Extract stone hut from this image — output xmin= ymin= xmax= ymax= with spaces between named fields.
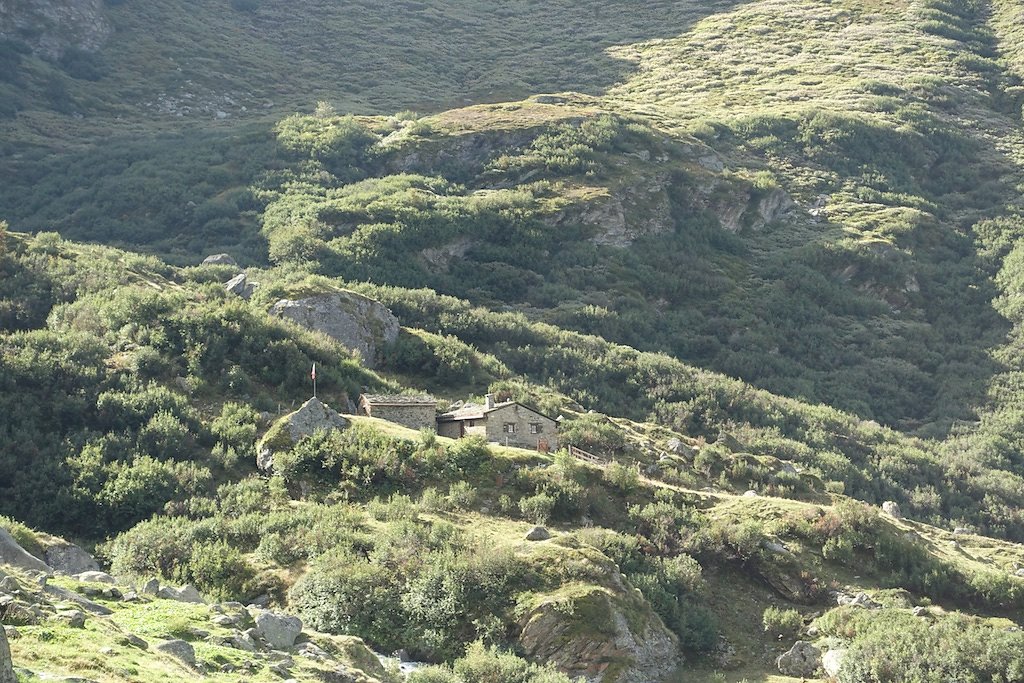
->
xmin=358 ymin=394 xmax=437 ymax=430
xmin=437 ymin=394 xmax=558 ymax=451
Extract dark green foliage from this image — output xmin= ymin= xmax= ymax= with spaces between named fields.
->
xmin=291 ymin=524 xmax=539 ymax=660
xmin=817 ymin=608 xmax=1024 ymax=683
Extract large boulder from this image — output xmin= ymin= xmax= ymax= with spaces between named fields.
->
xmin=202 ymin=253 xmax=237 ymax=266
xmin=257 ymin=397 xmax=349 ymax=471
xmin=155 ymin=639 xmax=197 ymax=668
xmin=255 ymin=611 xmax=302 ymax=650
xmin=0 ymin=528 xmax=50 ymax=574
xmin=73 ymin=571 xmax=115 ymax=585
xmin=270 ymin=291 xmax=399 ymax=368
xmin=777 ymin=641 xmax=822 ymax=677
xmin=224 ymin=272 xmax=257 ymax=300
xmin=0 ymin=624 xmax=13 ymax=683
xmin=44 ymin=542 xmax=98 ymax=575
xmin=516 ymin=545 xmax=679 ymax=683
xmin=822 ymin=648 xmax=847 ymax=678
xmin=158 ymin=584 xmax=203 ymax=604
xmin=882 ymin=501 xmax=902 ymax=519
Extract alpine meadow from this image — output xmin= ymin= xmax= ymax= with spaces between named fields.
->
xmin=6 ymin=1 xmax=1024 ymax=682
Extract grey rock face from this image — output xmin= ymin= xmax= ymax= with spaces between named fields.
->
xmin=225 ymin=272 xmax=257 ymax=300
xmin=270 ymin=291 xmax=399 ymax=368
xmin=0 ymin=0 xmax=112 ymax=60
xmin=665 ymin=438 xmax=693 ymax=457
xmin=776 ymin=641 xmax=822 ymax=677
xmin=0 ymin=624 xmax=13 ymax=683
xmin=525 ymin=526 xmax=550 ymax=541
xmin=882 ymin=501 xmax=902 ymax=519
xmin=155 ymin=639 xmax=197 ymax=668
xmin=0 ymin=528 xmax=51 ymax=574
xmin=836 ymin=591 xmax=880 ymax=609
xmin=202 ymin=253 xmax=238 ymax=266
xmin=255 ymin=611 xmax=302 ymax=650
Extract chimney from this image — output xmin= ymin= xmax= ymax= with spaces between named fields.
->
xmin=485 ymin=393 xmax=495 ymax=409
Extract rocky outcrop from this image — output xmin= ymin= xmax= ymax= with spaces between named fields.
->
xmin=882 ymin=501 xmax=902 ymax=519
xmin=270 ymin=291 xmax=399 ymax=368
xmin=0 ymin=0 xmax=111 ymax=60
xmin=517 ymin=546 xmax=679 ymax=683
xmin=0 ymin=528 xmax=50 ymax=574
xmin=777 ymin=641 xmax=822 ymax=677
xmin=257 ymin=397 xmax=349 ymax=471
xmin=525 ymin=526 xmax=550 ymax=541
xmin=545 ymin=172 xmax=673 ymax=249
xmin=0 ymin=623 xmax=13 ymax=683
xmin=44 ymin=542 xmax=98 ymax=575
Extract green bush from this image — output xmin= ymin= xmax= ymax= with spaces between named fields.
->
xmin=762 ymin=606 xmax=802 ymax=638
xmin=519 ymin=492 xmax=555 ymax=525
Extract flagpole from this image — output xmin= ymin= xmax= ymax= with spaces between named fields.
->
xmin=312 ymin=362 xmax=317 ymax=398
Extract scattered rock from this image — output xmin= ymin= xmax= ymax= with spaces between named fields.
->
xmin=270 ymin=290 xmax=400 ymax=368
xmin=525 ymin=526 xmax=551 ymax=541
xmin=822 ymin=648 xmax=846 ymax=678
xmin=743 ymin=490 xmax=759 ymax=498
xmin=762 ymin=540 xmax=791 ymax=556
xmin=0 ymin=624 xmax=13 ymax=683
xmin=953 ymin=527 xmax=971 ymax=535
xmin=836 ymin=591 xmax=880 ymax=610
xmin=255 ymin=611 xmax=303 ymax=650
xmin=158 ymin=584 xmax=203 ymax=603
xmin=1 ymin=602 xmax=39 ymax=626
xmin=228 ymin=630 xmax=258 ymax=652
xmin=881 ymin=501 xmax=902 ymax=519
xmin=73 ymin=571 xmax=115 ymax=585
xmin=0 ymin=0 xmax=112 ymax=61
xmin=912 ymin=606 xmax=929 ymax=618
xmin=776 ymin=641 xmax=822 ymax=677
xmin=0 ymin=528 xmax=51 ymax=574
xmin=56 ymin=609 xmax=86 ymax=628
xmin=117 ymin=634 xmax=148 ymax=650
xmin=1016 ymin=568 xmax=1024 ymax=578
xmin=665 ymin=438 xmax=693 ymax=458
xmin=155 ymin=639 xmax=197 ymax=668
xmin=141 ymin=578 xmax=160 ymax=595
xmin=225 ymin=272 xmax=257 ymax=300
xmin=202 ymin=253 xmax=237 ymax=266
xmin=44 ymin=543 xmax=99 ymax=575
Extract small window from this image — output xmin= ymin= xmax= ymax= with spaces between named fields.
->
xmin=503 ymin=422 xmax=517 ymax=434
xmin=467 ymin=420 xmax=475 ymax=427
xmin=529 ymin=423 xmax=542 ymax=434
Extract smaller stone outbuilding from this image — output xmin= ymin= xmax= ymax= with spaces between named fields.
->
xmin=437 ymin=394 xmax=558 ymax=451
xmin=359 ymin=394 xmax=437 ymax=431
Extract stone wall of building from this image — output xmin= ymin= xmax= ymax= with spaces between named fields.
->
xmin=483 ymin=404 xmax=558 ymax=450
xmin=367 ymin=404 xmax=436 ymax=431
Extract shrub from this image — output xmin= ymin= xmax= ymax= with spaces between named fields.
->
xmin=447 ymin=482 xmax=478 ymax=511
xmin=604 ymin=462 xmax=640 ymax=491
xmin=762 ymin=606 xmax=802 ymax=638
xmin=519 ymin=492 xmax=555 ymax=525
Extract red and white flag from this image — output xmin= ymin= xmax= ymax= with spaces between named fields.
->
xmin=311 ymin=362 xmax=316 ymax=380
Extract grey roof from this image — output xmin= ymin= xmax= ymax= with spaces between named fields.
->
xmin=360 ymin=394 xmax=437 ymax=406
xmin=438 ymin=400 xmax=557 ymax=423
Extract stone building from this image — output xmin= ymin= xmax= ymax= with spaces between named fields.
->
xmin=437 ymin=394 xmax=558 ymax=451
xmin=358 ymin=394 xmax=438 ymax=430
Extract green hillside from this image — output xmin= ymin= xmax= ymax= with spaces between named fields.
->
xmin=5 ymin=0 xmax=1024 ymax=681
